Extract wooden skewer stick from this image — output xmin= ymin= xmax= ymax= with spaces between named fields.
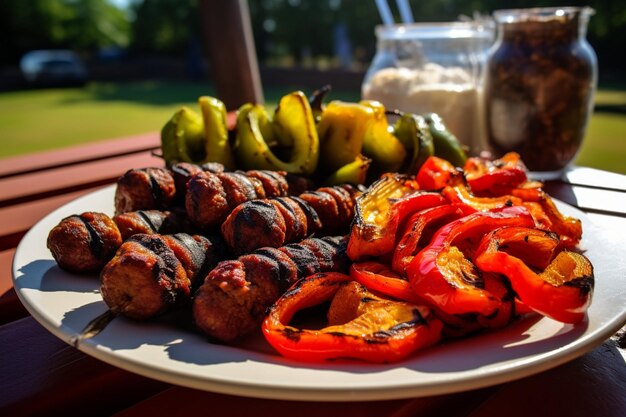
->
xmin=71 ymin=309 xmax=118 ymax=348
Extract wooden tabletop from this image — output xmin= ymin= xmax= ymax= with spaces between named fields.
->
xmin=1 ymin=133 xmax=625 ymax=417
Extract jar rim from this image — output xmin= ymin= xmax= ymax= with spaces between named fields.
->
xmin=493 ymin=6 xmax=595 ymax=23
xmin=375 ymin=21 xmax=494 ymax=40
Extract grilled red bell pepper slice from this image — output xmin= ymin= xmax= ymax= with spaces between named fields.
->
xmin=416 ymin=156 xmax=460 ymax=190
xmin=474 ymin=226 xmax=594 ymax=323
xmin=443 ymin=180 xmax=582 ymax=249
xmin=347 ymin=174 xmax=446 ymax=260
xmin=262 ymin=272 xmax=443 ymax=363
xmin=463 ymin=152 xmax=528 ymax=193
xmin=434 ymin=272 xmax=519 ymax=339
xmin=406 ymin=206 xmax=535 ymax=316
xmin=536 ymin=194 xmax=583 ymax=249
xmin=392 ymin=203 xmax=476 ymax=274
xmin=350 ymin=261 xmax=421 ymax=304
xmin=442 ymin=182 xmax=524 ymax=212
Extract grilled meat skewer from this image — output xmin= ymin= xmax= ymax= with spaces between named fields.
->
xmin=113 ymin=162 xmax=226 ymax=214
xmin=48 ymin=208 xmax=198 ymax=273
xmin=192 ymin=235 xmax=349 ymax=342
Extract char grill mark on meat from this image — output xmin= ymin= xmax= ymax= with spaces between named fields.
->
xmin=252 ymin=248 xmax=299 ymax=292
xmin=162 ymin=233 xmax=225 ymax=291
xmin=299 ymin=237 xmax=337 ymax=271
xmin=114 ymin=210 xmax=165 ymax=239
xmin=169 ymin=162 xmax=205 ymax=204
xmin=114 ymin=168 xmax=176 ymax=215
xmin=284 ymin=173 xmax=315 ymax=196
xmin=218 ymin=172 xmax=261 ymax=208
xmin=298 ymin=185 xmax=359 ymax=234
xmin=245 ymin=170 xmax=288 ymax=197
xmin=186 ymin=170 xmax=230 ymax=231
xmin=220 ymin=185 xmax=359 ymax=255
xmin=192 ymin=236 xmax=349 ymax=342
xmin=221 ymin=200 xmax=287 ymax=255
xmin=290 ymin=196 xmax=323 ymax=233
xmin=270 ymin=197 xmax=307 ymax=244
xmin=101 ymin=234 xmax=189 ymax=319
xmin=136 ymin=210 xmax=162 ymax=232
xmin=47 ymin=212 xmax=123 ymax=273
xmin=77 ymin=214 xmax=106 ymax=260
xmin=100 ymin=233 xmax=226 ymax=320
xmin=113 ymin=209 xmax=192 ymax=240
xmin=185 ymin=170 xmax=292 ymax=230
xmin=278 ymin=243 xmax=320 ymax=279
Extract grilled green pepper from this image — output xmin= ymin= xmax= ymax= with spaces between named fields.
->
xmin=360 ymin=100 xmax=407 ymax=174
xmin=198 ymin=96 xmax=236 ymax=169
xmin=235 ymin=91 xmax=319 ymax=175
xmin=424 ymin=113 xmax=467 ymax=168
xmin=161 ymin=106 xmax=205 ymax=164
xmin=393 ymin=113 xmax=435 ymax=174
xmin=161 ymin=96 xmax=236 ymax=168
xmin=323 ymin=154 xmax=371 ymax=186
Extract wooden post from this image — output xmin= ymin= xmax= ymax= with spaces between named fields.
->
xmin=199 ymin=0 xmax=264 ymax=110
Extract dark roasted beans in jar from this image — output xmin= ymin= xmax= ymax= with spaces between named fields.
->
xmin=485 ymin=7 xmax=597 ymax=175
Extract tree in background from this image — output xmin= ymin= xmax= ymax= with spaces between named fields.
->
xmin=129 ymin=0 xmax=200 ymax=56
xmin=0 ymin=0 xmax=129 ymax=65
xmin=1 ymin=0 xmax=624 ymax=80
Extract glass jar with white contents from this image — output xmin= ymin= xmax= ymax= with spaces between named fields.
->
xmin=362 ymin=21 xmax=494 ymax=155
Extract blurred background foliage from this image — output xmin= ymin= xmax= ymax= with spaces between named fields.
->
xmin=0 ymin=0 xmax=624 ymax=173
xmin=1 ymin=0 xmax=625 ymax=81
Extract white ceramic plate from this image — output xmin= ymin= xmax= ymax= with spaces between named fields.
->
xmin=12 ymin=185 xmax=626 ymax=402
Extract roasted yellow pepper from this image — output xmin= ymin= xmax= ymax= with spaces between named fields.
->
xmin=235 ymin=91 xmax=319 ymax=175
xmin=317 ymin=101 xmax=370 ymax=172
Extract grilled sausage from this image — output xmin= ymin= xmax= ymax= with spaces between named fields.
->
xmin=168 ymin=162 xmax=206 ymax=204
xmin=185 ymin=170 xmax=292 ymax=229
xmin=113 ymin=208 xmax=192 ymax=240
xmin=114 ymin=167 xmax=176 ymax=215
xmin=220 ymin=185 xmax=359 ymax=255
xmin=100 ymin=233 xmax=225 ymax=320
xmin=192 ymin=236 xmax=349 ymax=342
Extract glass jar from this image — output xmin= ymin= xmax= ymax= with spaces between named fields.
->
xmin=361 ymin=21 xmax=495 ymax=155
xmin=484 ymin=7 xmax=597 ymax=178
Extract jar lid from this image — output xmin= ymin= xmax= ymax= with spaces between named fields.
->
xmin=375 ymin=22 xmax=494 ymax=41
xmin=493 ymin=6 xmax=595 ymax=23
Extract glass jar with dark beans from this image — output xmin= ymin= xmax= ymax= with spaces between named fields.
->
xmin=484 ymin=7 xmax=597 ymax=178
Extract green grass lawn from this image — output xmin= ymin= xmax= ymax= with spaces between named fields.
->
xmin=0 ymin=81 xmax=216 ymax=156
xmin=0 ymin=80 xmax=624 ymax=174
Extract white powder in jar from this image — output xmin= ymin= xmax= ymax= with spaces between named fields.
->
xmin=362 ymin=63 xmax=485 ymax=154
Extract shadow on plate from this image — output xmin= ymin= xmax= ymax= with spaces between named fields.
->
xmin=16 ymin=260 xmax=100 ymax=294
